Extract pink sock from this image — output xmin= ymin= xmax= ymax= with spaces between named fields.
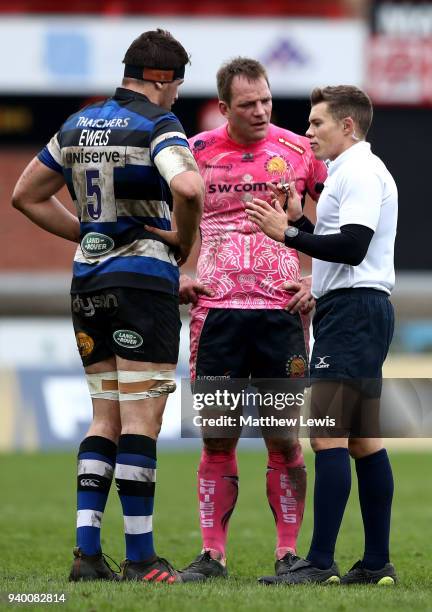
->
xmin=266 ymin=445 xmax=306 ymax=557
xmin=198 ymin=448 xmax=238 ymax=557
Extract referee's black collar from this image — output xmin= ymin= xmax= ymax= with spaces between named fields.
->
xmin=113 ymin=87 xmax=150 ymax=103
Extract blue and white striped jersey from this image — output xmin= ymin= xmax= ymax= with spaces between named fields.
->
xmin=38 ymin=87 xmax=198 ymax=295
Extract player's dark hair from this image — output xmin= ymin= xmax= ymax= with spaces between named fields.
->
xmin=217 ymin=57 xmax=269 ymax=105
xmin=123 ymin=29 xmax=189 ymax=70
xmin=310 ymin=85 xmax=373 ymax=137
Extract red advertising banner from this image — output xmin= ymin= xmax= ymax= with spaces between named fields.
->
xmin=367 ymin=35 xmax=432 ymax=105
xmin=368 ymin=1 xmax=432 ymax=105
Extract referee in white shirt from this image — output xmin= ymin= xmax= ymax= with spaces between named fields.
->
xmin=246 ymin=85 xmax=398 ymax=586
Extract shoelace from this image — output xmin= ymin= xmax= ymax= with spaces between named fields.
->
xmin=102 ymin=552 xmax=122 ymax=574
xmin=185 ymin=552 xmax=212 ymax=571
xmin=279 ymin=553 xmax=300 ymax=567
xmin=157 ymin=557 xmax=176 ymax=575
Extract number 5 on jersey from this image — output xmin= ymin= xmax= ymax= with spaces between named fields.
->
xmin=69 ymin=156 xmax=123 ymax=223
xmin=86 ymin=169 xmax=102 ymax=220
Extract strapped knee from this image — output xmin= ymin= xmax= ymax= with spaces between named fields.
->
xmin=86 ymin=371 xmax=119 ymax=400
xmin=117 ymin=370 xmax=176 ymax=401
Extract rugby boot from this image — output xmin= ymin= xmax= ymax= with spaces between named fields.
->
xmin=340 ymin=560 xmax=397 ymax=585
xmin=275 ymin=551 xmax=301 ymax=575
xmin=68 ymin=547 xmax=121 ymax=582
xmin=121 ymin=556 xmax=204 ymax=583
xmin=181 ymin=551 xmax=228 ymax=579
xmin=259 ymin=557 xmax=340 ymax=585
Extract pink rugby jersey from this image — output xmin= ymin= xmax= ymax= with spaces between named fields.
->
xmin=189 ymin=123 xmax=327 ymax=309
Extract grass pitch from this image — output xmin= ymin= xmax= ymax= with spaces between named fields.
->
xmin=0 ymin=449 xmax=431 ymax=611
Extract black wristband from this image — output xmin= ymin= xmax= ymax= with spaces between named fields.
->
xmin=290 ymin=215 xmax=315 ymax=233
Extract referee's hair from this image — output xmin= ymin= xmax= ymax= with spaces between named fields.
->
xmin=123 ymin=29 xmax=189 ymax=70
xmin=217 ymin=57 xmax=269 ymax=105
xmin=310 ymin=85 xmax=373 ymax=138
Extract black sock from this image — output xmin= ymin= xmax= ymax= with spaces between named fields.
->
xmin=307 ymin=448 xmax=351 ymax=569
xmin=356 ymin=448 xmax=393 ymax=570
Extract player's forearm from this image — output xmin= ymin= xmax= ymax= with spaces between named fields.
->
xmin=171 ymin=173 xmax=204 ymax=249
xmin=13 ymin=196 xmax=80 ymax=243
xmin=284 ymin=224 xmax=374 ymax=266
xmin=174 ymin=198 xmax=202 ymax=249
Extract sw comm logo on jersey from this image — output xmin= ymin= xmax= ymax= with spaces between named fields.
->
xmin=265 ymin=155 xmax=289 ymax=176
xmin=76 ymin=332 xmax=95 ymax=357
xmin=286 ymin=355 xmax=307 ymax=378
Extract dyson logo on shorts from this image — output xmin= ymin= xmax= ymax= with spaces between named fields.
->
xmin=72 ymin=294 xmax=118 ymax=317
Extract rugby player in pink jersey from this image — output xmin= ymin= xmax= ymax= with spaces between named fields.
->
xmin=179 ymin=58 xmax=327 ymax=579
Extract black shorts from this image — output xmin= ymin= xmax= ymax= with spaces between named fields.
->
xmin=191 ymin=307 xmax=308 ymax=381
xmin=311 ymin=288 xmax=394 ymax=381
xmin=71 ymin=288 xmax=181 ymax=367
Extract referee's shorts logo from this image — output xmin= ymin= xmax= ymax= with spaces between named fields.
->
xmin=314 ymin=356 xmax=330 ymax=369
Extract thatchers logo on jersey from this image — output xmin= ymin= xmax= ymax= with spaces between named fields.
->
xmin=113 ymin=330 xmax=143 ymax=349
xmin=81 ymin=233 xmax=114 ymax=257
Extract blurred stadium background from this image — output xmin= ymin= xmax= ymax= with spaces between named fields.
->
xmin=0 ymin=0 xmax=431 ymax=451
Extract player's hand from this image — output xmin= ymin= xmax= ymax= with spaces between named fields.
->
xmin=144 ymin=226 xmax=192 ymax=266
xmin=245 ymin=198 xmax=287 ymax=242
xmin=283 ymin=275 xmax=315 ymax=314
xmin=179 ymin=274 xmax=214 ymax=305
xmin=266 ymin=181 xmax=303 ymax=223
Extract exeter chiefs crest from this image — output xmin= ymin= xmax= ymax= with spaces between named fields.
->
xmin=265 ymin=155 xmax=288 ymax=176
xmin=286 ymin=355 xmax=307 ymax=378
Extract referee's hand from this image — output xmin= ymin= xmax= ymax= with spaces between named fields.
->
xmin=245 ymin=198 xmax=287 ymax=242
xmin=266 ymin=181 xmax=303 ymax=222
xmin=284 ymin=275 xmax=315 ymax=314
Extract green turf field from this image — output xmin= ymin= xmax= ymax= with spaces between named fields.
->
xmin=0 ymin=450 xmax=431 ymax=611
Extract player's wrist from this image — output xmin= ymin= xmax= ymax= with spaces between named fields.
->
xmin=177 ymin=233 xmax=195 ymax=252
xmin=288 ymin=211 xmax=303 ymax=224
xmin=289 ymin=214 xmax=306 ymax=226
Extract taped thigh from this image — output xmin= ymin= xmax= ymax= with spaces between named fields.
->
xmin=118 ymin=369 xmax=176 ymax=401
xmin=86 ymin=371 xmax=119 ymax=400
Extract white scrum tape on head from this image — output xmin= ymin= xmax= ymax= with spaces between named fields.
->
xmin=117 ymin=369 xmax=177 ymax=401
xmin=86 ymin=371 xmax=119 ymax=400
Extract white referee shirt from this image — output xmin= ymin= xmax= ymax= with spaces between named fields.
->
xmin=312 ymin=141 xmax=398 ymax=299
